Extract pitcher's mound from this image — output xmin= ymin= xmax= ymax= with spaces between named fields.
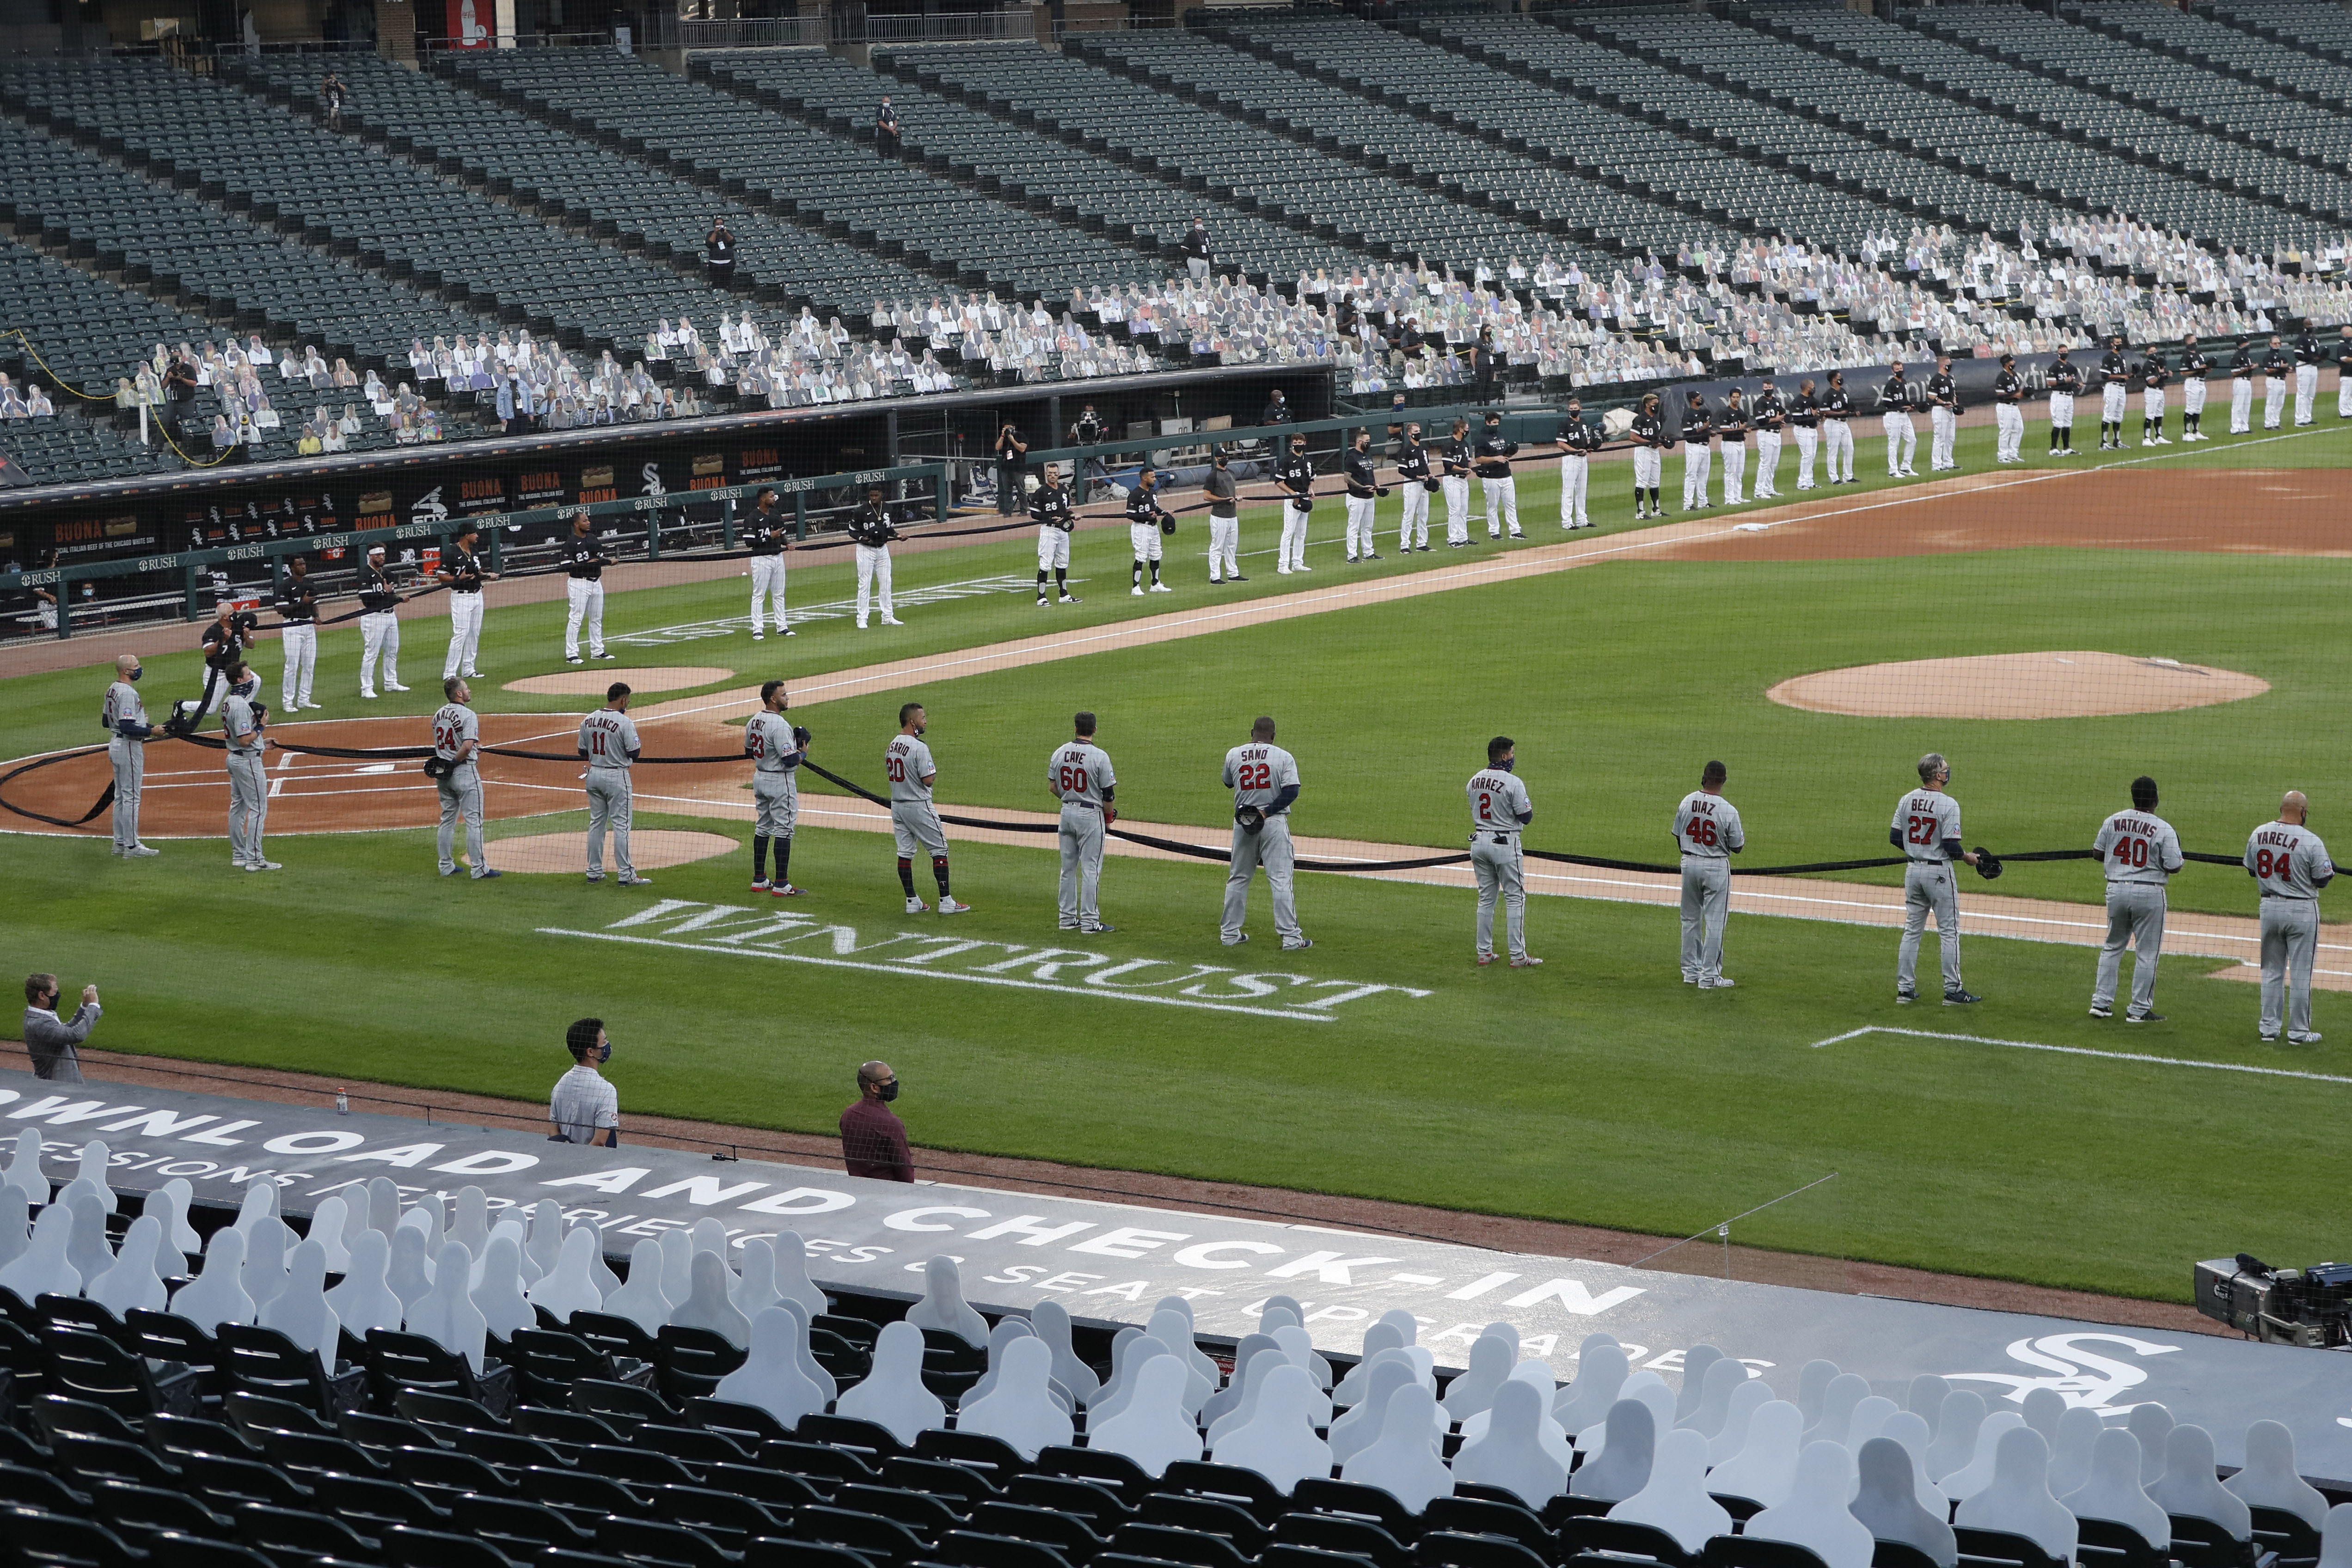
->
xmin=492 ymin=829 xmax=739 ymax=875
xmin=504 ymin=667 xmax=734 ymax=696
xmin=1769 ymin=652 xmax=2270 ymax=720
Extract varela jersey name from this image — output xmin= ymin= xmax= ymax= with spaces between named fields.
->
xmin=744 ymin=711 xmax=801 ymax=774
xmin=1047 ymin=740 xmax=1115 ymax=806
xmin=2095 ymin=809 xmax=2183 ymax=885
xmin=886 ymin=735 xmax=936 ymax=802
xmin=1467 ymin=769 xmax=1532 ymax=833
xmin=1223 ymin=742 xmax=1299 ymax=813
xmin=2245 ymin=822 xmax=2334 ymax=899
xmin=1674 ymin=790 xmax=1746 ymax=859
xmin=578 ymin=710 xmax=639 ymax=771
xmin=1892 ymin=790 xmax=1962 ymax=862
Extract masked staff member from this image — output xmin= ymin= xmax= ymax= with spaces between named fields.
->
xmin=1204 ymin=447 xmax=1245 ymax=582
xmin=1629 ymin=392 xmax=1666 ymax=518
xmin=1127 ymin=465 xmax=1174 ymax=594
xmin=995 ymin=421 xmax=1029 ymax=517
xmin=1031 ymin=463 xmax=1080 ymax=606
xmin=1343 ymin=429 xmax=1386 ymax=563
xmin=745 ymin=487 xmax=793 ymax=639
xmin=849 ymin=484 xmax=903 ymax=630
xmin=1555 ymin=398 xmax=1596 ymax=528
xmin=1274 ymin=432 xmax=1316 ymax=572
xmin=562 ymin=516 xmax=617 ymax=664
xmin=1393 ymin=422 xmax=1434 ymax=551
xmin=1439 ymin=417 xmax=1474 ymax=545
xmin=103 ymin=655 xmax=158 ymax=858
xmin=1752 ymin=378 xmax=1785 ymax=499
xmin=1474 ymin=410 xmax=1522 ymax=540
xmin=435 ymin=521 xmax=497 ymax=680
xmin=273 ymin=556 xmax=322 ymax=711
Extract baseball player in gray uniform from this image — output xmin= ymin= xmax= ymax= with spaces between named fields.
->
xmin=2089 ymin=775 xmax=2183 ymax=1023
xmin=1221 ymin=715 xmax=1310 ymax=950
xmin=1467 ymin=736 xmax=1538 ymax=968
xmin=744 ymin=680 xmax=807 ymax=897
xmin=432 ymin=676 xmax=499 ymax=880
xmin=102 ymin=655 xmax=157 ymax=858
xmin=2245 ymin=790 xmax=2333 ymax=1043
xmin=220 ymin=660 xmax=279 ymax=872
xmin=1673 ymin=760 xmax=1745 ymax=988
xmin=577 ymin=682 xmax=649 ymax=887
xmin=1890 ymin=753 xmax=1983 ymax=1005
xmin=1047 ymin=710 xmax=1117 ymax=935
xmin=887 ymin=703 xmax=969 ymax=915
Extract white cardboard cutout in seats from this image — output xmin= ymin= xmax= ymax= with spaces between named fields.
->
xmin=835 ymin=1318 xmax=948 ymax=1446
xmin=1583 ymin=1374 xmax=1676 ymax=1459
xmin=1676 ymin=1346 xmax=1727 ymax=1422
xmin=1343 ymin=1381 xmax=1456 ymax=1515
xmin=1571 ymin=1397 xmax=1659 ymax=1502
xmin=2226 ymin=1420 xmax=2329 ymax=1530
xmin=1269 ymin=1321 xmax=1334 ymax=1394
xmin=1335 ymin=1322 xmax=1406 ymax=1408
xmin=448 ymin=1185 xmax=491 ymax=1261
xmin=153 ymin=1178 xmax=202 ymax=1266
xmin=1680 ymin=1355 xmax=1750 ymax=1439
xmin=0 ymin=1186 xmax=28 ymax=1274
xmin=1331 ymin=1354 xmax=1446 ymax=1464
xmin=474 ymin=1219 xmax=527 ymax=1290
xmin=366 ymin=1177 xmax=402 ymax=1239
xmin=1806 ymin=1372 xmax=1872 ymax=1448
xmin=1942 ymin=1411 xmax=2027 ymax=1504
xmin=958 ymin=1334 xmax=1074 ymax=1462
xmin=260 ymin=1237 xmax=343 ymax=1367
xmin=327 ymin=1229 xmax=404 ymax=1337
xmin=604 ymin=1237 xmax=674 ymax=1335
xmin=471 ymin=1233 xmax=536 ymax=1342
xmin=2019 ymin=1387 xmax=2066 ymax=1446
xmin=1212 ymin=1360 xmax=1334 ymax=1496
xmin=1796 ymin=1360 xmax=1841 ymax=1427
xmin=1707 ymin=1398 xmax=1805 ymax=1508
xmin=690 ymin=1217 xmax=733 ymax=1266
xmin=1458 ymin=1361 xmax=1571 ymax=1470
xmin=171 ymin=1224 xmax=255 ymax=1333
xmin=769 ymin=1296 xmax=838 ymax=1403
xmin=86 ymin=1213 xmax=168 ymax=1317
xmin=1852 ymin=1436 xmax=1957 ymax=1568
xmin=768 ymin=1231 xmax=827 ymax=1319
xmin=527 ymin=1225 xmax=604 ymax=1325
xmin=0 ymin=1199 xmax=80 ymax=1302
xmin=671 ymin=1249 xmax=753 ymax=1349
xmin=966 ymin=1317 xmax=1049 ymax=1412
xmin=1441 ymin=1333 xmax=1513 ymax=1423
xmin=1747 ymin=1440 xmax=1874 ymax=1568
xmin=1089 ymin=1352 xmax=1204 ymax=1479
xmin=1157 ymin=1294 xmax=1226 ymax=1385
xmin=2154 ymin=1423 xmax=2252 ymax=1540
xmin=307 ymin=1196 xmax=354 ymax=1273
xmin=2047 ymin=1405 xmax=2104 ymax=1500
xmin=407 ymin=1239 xmax=490 ymax=1372
xmin=1204 ymin=1332 xmax=1282 ymax=1432
xmin=61 ymin=1187 xmax=112 ymax=1286
xmin=525 ymin=1200 xmax=565 ymax=1286
xmin=1031 ymin=1299 xmax=1100 ymax=1408
xmin=1454 ymin=1378 xmax=1568 ymax=1509
xmin=2319 ymin=1503 xmax=2352 ymax=1568
xmin=1955 ymin=1426 xmax=2076 ymax=1563
xmin=386 ymin=1224 xmax=438 ymax=1320
xmin=579 ymin=1219 xmax=622 ymax=1301
xmin=1923 ymin=1390 xmax=1988 ymax=1482
xmin=716 ymin=1305 xmax=829 ymax=1431
xmin=1877 ymin=1410 xmax=1951 ymax=1516
xmin=1708 ymin=1378 xmax=1776 ymax=1466
xmin=1906 ymin=1374 xmax=1952 ymax=1419
xmin=2126 ymin=1403 xmax=2174 ymax=1487
xmin=904 ymin=1255 xmax=987 ymax=1347
xmin=1845 ymin=1396 xmax=1899 ymax=1459
xmin=72 ymin=1141 xmax=116 ymax=1211
xmin=729 ymin=1237 xmax=783 ymax=1323
xmin=2061 ymin=1427 xmax=2169 ymax=1551
xmin=1556 ymin=1341 xmax=1630 ymax=1436
xmin=0 ymin=1130 xmax=45 ymax=1206
xmin=1612 ymin=1427 xmax=1733 ymax=1553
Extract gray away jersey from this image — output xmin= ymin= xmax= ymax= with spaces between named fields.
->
xmin=102 ymin=680 xmax=146 ymax=734
xmin=221 ymin=692 xmax=264 ymax=753
xmin=1223 ymin=741 xmax=1300 ymax=814
xmin=2094 ymin=808 xmax=2183 ymax=885
xmin=2246 ymin=821 xmax=2334 ymax=899
xmin=578 ymin=709 xmax=639 ymax=771
xmin=1892 ymin=789 xmax=1962 ymax=862
xmin=1674 ymin=790 xmax=1746 ymax=858
xmin=887 ymin=734 xmax=937 ymax=802
xmin=745 ymin=711 xmax=801 ymax=774
xmin=432 ymin=703 xmax=479 ymax=762
xmin=1047 ymin=740 xmax=1115 ymax=805
xmin=1467 ymin=768 xmax=1533 ymax=833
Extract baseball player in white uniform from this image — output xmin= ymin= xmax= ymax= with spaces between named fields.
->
xmin=1554 ymin=399 xmax=1595 ymax=527
xmin=356 ymin=545 xmax=406 ymax=699
xmin=1030 ymin=465 xmax=1081 ymax=606
xmin=1678 ymin=393 xmax=1714 ymax=511
xmin=1439 ymin=420 xmax=1473 ymax=545
xmin=1820 ymin=371 xmax=1856 ymax=483
xmin=2246 ymin=790 xmax=2333 ymax=1043
xmin=1127 ymin=466 xmax=1174 ymax=594
xmin=1717 ymin=389 xmax=1749 ymax=505
xmin=1474 ymin=412 xmax=1522 ymax=539
xmin=1274 ymin=435 xmax=1317 ymax=571
xmin=432 ymin=676 xmax=498 ymax=880
xmin=435 ymin=523 xmax=496 ymax=680
xmin=561 ymin=517 xmax=615 ymax=664
xmin=272 ymin=557 xmax=321 ymax=712
xmin=744 ymin=680 xmax=806 ymax=896
xmin=2097 ymin=335 xmax=2132 ymax=450
xmin=2294 ymin=328 xmax=2321 ymax=425
xmin=1926 ymin=356 xmax=1960 ymax=471
xmin=1047 ymin=711 xmax=1117 ymax=935
xmin=1890 ymin=752 xmax=1983 ymax=1005
xmin=1342 ymin=432 xmax=1384 ymax=562
xmin=2178 ymin=334 xmax=2209 ymax=439
xmin=1630 ymin=394 xmax=1666 ymax=518
xmin=1991 ymin=355 xmax=2026 ymax=463
xmin=849 ymin=487 xmax=903 ymax=630
xmin=1221 ymin=715 xmax=1309 ymax=950
xmin=2089 ymin=776 xmax=2183 ymax=1023
xmin=1752 ymin=379 xmax=1784 ymax=499
xmin=1393 ymin=425 xmax=1433 ymax=551
xmin=102 ymin=655 xmax=157 ymax=858
xmin=2230 ymin=339 xmax=2256 ymax=434
xmin=220 ymin=660 xmax=278 ymax=871
xmin=887 ymin=702 xmax=968 ymax=915
xmin=1789 ymin=380 xmax=1820 ymax=490
xmin=744 ymin=489 xmax=793 ymax=638
xmin=2263 ymin=335 xmax=2291 ymax=430
xmin=1878 ymin=363 xmax=1917 ymax=478
xmin=1674 ymin=760 xmax=1745 ymax=988
xmin=1467 ymin=736 xmax=1538 ymax=968
xmin=577 ymin=682 xmax=648 ymax=887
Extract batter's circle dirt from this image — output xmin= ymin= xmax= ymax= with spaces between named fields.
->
xmin=1770 ymin=651 xmax=2270 ymax=720
xmin=503 ymin=666 xmax=736 ymax=696
xmin=489 ymin=829 xmax=739 ymax=874
xmin=0 ymin=714 xmax=627 ymax=839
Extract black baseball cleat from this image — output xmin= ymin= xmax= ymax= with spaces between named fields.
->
xmin=1896 ymin=989 xmax=1917 ymax=1005
xmin=1225 ymin=574 xmax=1246 ymax=581
xmin=2125 ymin=1011 xmax=2166 ymax=1024
xmin=1943 ymin=989 xmax=1982 ymax=1005
xmin=2088 ymin=1003 xmax=2112 ymax=1019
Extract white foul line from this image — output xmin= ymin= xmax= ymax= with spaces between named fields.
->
xmin=1809 ymin=1024 xmax=2352 ymax=1086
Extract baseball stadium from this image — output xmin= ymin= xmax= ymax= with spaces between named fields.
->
xmin=3 ymin=0 xmax=2352 ymax=1561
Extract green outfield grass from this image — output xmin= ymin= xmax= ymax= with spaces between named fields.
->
xmin=7 ymin=815 xmax=2340 ymax=1303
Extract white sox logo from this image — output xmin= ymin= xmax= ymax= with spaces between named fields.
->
xmin=1943 ymin=1332 xmax=2181 ymax=1414
xmin=640 ymin=463 xmax=666 ymax=501
xmin=410 ymin=487 xmax=449 ymax=524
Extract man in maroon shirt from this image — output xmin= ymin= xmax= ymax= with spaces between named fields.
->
xmin=839 ymin=1060 xmax=914 ymax=1182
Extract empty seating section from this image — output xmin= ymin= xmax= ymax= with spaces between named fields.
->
xmin=2207 ymin=0 xmax=2352 ymax=63
xmin=440 ymin=48 xmax=1153 ymax=300
xmin=1741 ymin=5 xmax=2330 ymax=252
xmin=0 ymin=236 xmax=203 ymax=483
xmin=230 ymin=52 xmax=943 ymax=320
xmin=2076 ymin=2 xmax=2352 ymax=126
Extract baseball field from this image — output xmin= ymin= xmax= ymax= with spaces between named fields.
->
xmin=7 ymin=410 xmax=2349 ymax=1305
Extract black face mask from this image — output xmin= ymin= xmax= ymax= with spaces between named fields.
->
xmin=877 ymin=1080 xmax=900 ymax=1102
xmin=127 ymin=669 xmax=141 ymax=682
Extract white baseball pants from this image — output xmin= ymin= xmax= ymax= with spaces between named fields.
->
xmin=1882 ymin=411 xmax=1916 ymax=474
xmin=2340 ymin=375 xmax=2352 ymax=418
xmin=2101 ymin=382 xmax=2127 ymax=425
xmin=1824 ymin=421 xmax=1854 ymax=481
xmin=360 ymin=611 xmax=400 ymax=696
xmin=2265 ymin=376 xmax=2286 ymax=429
xmin=1440 ymin=476 xmax=1470 ymax=543
xmin=855 ymin=543 xmax=894 ymax=624
xmin=2259 ymin=897 xmax=2319 ymax=1037
xmin=1279 ymin=506 xmax=1310 ymax=571
xmin=564 ymin=579 xmax=606 ymax=660
xmin=1632 ymin=446 xmax=1662 ymax=495
xmin=109 ymin=735 xmax=144 ymax=851
xmin=1128 ymin=521 xmax=1164 ymax=564
xmin=1399 ymin=484 xmax=1430 ymax=549
xmin=1058 ymin=803 xmax=1108 ymax=931
xmin=2143 ymin=388 xmax=2166 ymax=430
xmin=1793 ymin=426 xmax=1819 ymax=487
xmin=2048 ymin=392 xmax=2075 ymax=432
xmin=443 ymin=590 xmax=484 ymax=678
xmin=750 ymin=554 xmax=788 ymax=633
xmin=1223 ymin=815 xmax=1300 ymax=944
xmin=1680 ymin=446 xmax=1712 ymax=509
xmin=2184 ymin=377 xmax=2207 ymax=418
xmin=1036 ymin=526 xmax=1070 ymax=572
xmin=1207 ymin=515 xmax=1239 ymax=579
xmin=1557 ymin=455 xmax=1587 ymax=526
xmin=1472 ymin=834 xmax=1526 ymax=961
xmin=1755 ymin=431 xmax=1782 ymax=496
xmin=2295 ymin=362 xmax=2317 ymax=423
xmin=585 ymin=770 xmax=634 ymax=880
xmin=279 ymin=624 xmax=315 ymax=708
xmin=2232 ymin=377 xmax=2254 ymax=432
xmin=227 ymin=750 xmax=268 ymax=865
xmin=1720 ymin=445 xmax=1746 ymax=505
xmin=1344 ymin=494 xmax=1378 ymax=558
xmin=1898 ymin=861 xmax=1963 ymax=997
xmin=1480 ymin=475 xmax=1519 ymax=537
xmin=2093 ymin=883 xmax=2166 ymax=1018
xmin=1995 ymin=404 xmax=2024 ymax=461
xmin=1679 ymin=857 xmax=1730 ymax=985
xmin=1930 ymin=407 xmax=1956 ymax=469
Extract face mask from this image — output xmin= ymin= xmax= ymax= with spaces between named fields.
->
xmin=1495 ymin=757 xmax=1515 ymax=773
xmin=127 ymin=669 xmax=141 ymax=682
xmin=600 ymin=1040 xmax=614 ymax=1062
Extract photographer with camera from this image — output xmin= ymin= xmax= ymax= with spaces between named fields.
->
xmin=221 ymin=659 xmax=279 ymax=872
xmin=23 ymin=974 xmax=101 ymax=1083
xmin=995 ymin=422 xmax=1029 ymax=516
